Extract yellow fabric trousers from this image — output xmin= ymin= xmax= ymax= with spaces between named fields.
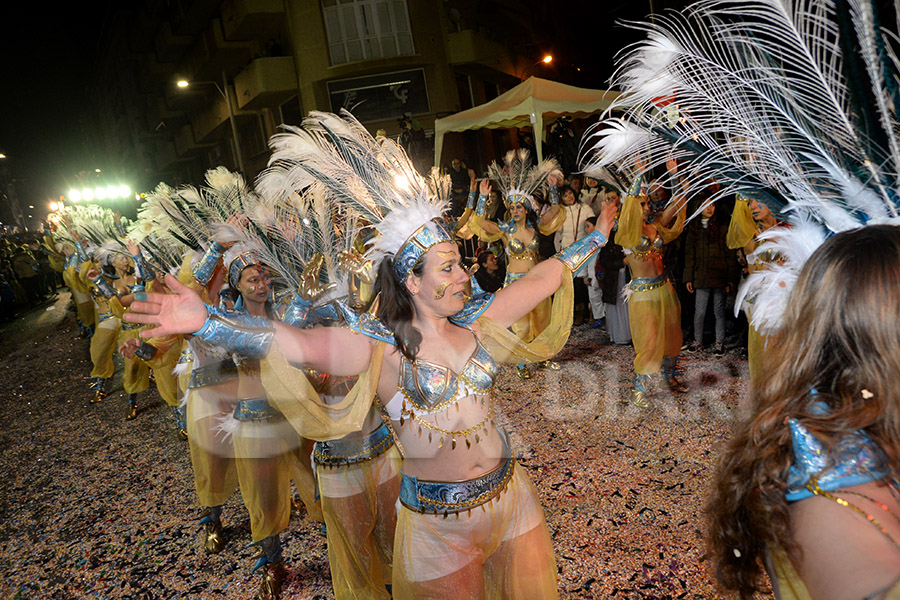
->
xmin=89 ymin=319 xmax=120 ymax=379
xmin=118 ymin=327 xmax=150 ymax=395
xmin=186 ymin=387 xmax=239 ymax=509
xmin=232 ymin=418 xmax=300 ymax=542
xmin=392 ymin=463 xmax=558 ymax=600
xmin=317 ymin=446 xmax=402 ymax=600
xmin=628 ymin=281 xmax=682 ymax=375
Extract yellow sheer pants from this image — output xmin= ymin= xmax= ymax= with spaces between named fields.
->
xmin=628 ymin=281 xmax=682 ymax=375
xmin=89 ymin=319 xmax=119 ymax=379
xmin=317 ymin=446 xmax=402 ymax=600
xmin=119 ymin=327 xmax=150 ymax=395
xmin=392 ymin=464 xmax=558 ymax=600
xmin=186 ymin=387 xmax=239 ymax=509
xmin=233 ymin=418 xmax=300 ymax=542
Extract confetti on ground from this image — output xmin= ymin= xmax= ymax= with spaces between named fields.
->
xmin=0 ymin=292 xmax=773 ymax=598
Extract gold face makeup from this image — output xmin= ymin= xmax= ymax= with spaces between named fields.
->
xmin=433 ymin=281 xmax=451 ymax=300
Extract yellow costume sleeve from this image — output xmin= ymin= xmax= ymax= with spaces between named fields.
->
xmin=727 ymin=199 xmax=757 ymax=249
xmin=66 ymin=264 xmax=91 ymax=294
xmin=538 ymin=208 xmax=565 ymax=235
xmin=477 ymin=273 xmax=574 ymax=363
xmin=616 ymin=194 xmax=645 ymax=250
xmin=78 ymin=260 xmax=95 ymax=289
xmin=466 ymin=215 xmax=503 ymax=243
xmin=261 ymin=341 xmax=385 ymax=440
xmin=655 ymin=203 xmax=686 ymax=244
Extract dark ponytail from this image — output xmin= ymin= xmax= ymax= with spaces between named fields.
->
xmin=366 ymin=256 xmax=423 ymax=361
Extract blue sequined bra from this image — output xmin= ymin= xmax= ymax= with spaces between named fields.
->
xmin=386 ymin=328 xmax=498 ymax=420
xmin=385 ymin=328 xmax=499 ymax=450
xmin=506 ymin=235 xmax=540 ymax=262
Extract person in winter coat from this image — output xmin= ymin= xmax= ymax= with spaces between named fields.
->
xmin=682 ymin=202 xmax=738 ymax=354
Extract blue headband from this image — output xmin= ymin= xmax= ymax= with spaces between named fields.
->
xmin=228 ymin=250 xmax=264 ymax=288
xmin=392 ymin=219 xmax=454 ymax=282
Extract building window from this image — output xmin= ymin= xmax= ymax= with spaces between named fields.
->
xmin=322 ymin=0 xmax=414 ymax=65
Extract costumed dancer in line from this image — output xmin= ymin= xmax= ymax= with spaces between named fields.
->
xmin=249 ymin=175 xmax=402 ymax=600
xmin=63 ymin=220 xmax=120 ymax=404
xmin=465 ymin=149 xmax=565 ymax=379
xmin=614 ymin=159 xmax=688 ymax=408
xmin=57 ymin=236 xmax=96 ymax=339
xmin=586 ymin=0 xmax=900 ymax=596
xmin=726 ymin=194 xmax=784 ymax=381
xmin=125 ymin=110 xmax=617 ymax=599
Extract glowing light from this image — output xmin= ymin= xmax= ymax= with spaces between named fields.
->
xmin=394 ymin=174 xmax=411 ymax=190
xmin=28 ymin=205 xmax=34 ymax=209
xmin=542 ymin=55 xmax=553 ymax=64
xmin=95 ymin=168 xmax=101 ymax=173
xmin=177 ymin=80 xmax=190 ymax=88
xmin=50 ymin=202 xmax=59 ymax=212
xmin=82 ymin=189 xmax=94 ymax=201
xmin=118 ymin=185 xmax=131 ymax=198
xmin=95 ymin=187 xmax=107 ymax=200
xmin=69 ymin=189 xmax=82 ymax=202
xmin=0 ymin=154 xmax=6 ymax=159
xmin=106 ymin=186 xmax=119 ymax=199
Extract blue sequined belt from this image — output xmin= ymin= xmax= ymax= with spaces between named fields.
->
xmin=120 ymin=321 xmax=142 ymax=331
xmin=629 ymin=274 xmax=667 ymax=292
xmin=233 ymin=397 xmax=283 ymax=421
xmin=313 ymin=422 xmax=394 ymax=468
xmin=504 ymin=271 xmax=527 ymax=286
xmin=188 ymin=360 xmax=238 ymax=389
xmin=400 ymin=455 xmax=515 ymax=515
xmin=97 ymin=311 xmax=113 ymax=323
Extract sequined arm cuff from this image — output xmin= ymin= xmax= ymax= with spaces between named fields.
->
xmin=135 ymin=342 xmax=158 ymax=362
xmin=549 ymin=183 xmax=560 ymax=206
xmin=281 ymin=294 xmax=312 ymax=328
xmin=192 ymin=242 xmax=225 ymax=286
xmin=192 ymin=305 xmax=275 ymax=359
xmin=132 ymin=252 xmax=155 ymax=282
xmin=91 ymin=275 xmax=117 ymax=299
xmin=554 ymin=230 xmax=608 ymax=273
xmin=115 ymin=222 xmax=126 ymax=237
xmin=74 ymin=241 xmax=88 ymax=263
xmin=474 ymin=193 xmax=488 ymax=216
xmin=466 ymin=190 xmax=477 ymax=210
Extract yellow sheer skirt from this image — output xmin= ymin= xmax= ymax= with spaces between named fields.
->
xmin=392 ymin=463 xmax=558 ymax=600
xmin=186 ymin=386 xmax=239 ymax=509
xmin=89 ymin=317 xmax=120 ymax=379
xmin=317 ymin=445 xmax=402 ymax=600
xmin=291 ymin=436 xmax=324 ymax=522
xmin=628 ymin=280 xmax=683 ymax=375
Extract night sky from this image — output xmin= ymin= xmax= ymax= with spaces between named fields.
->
xmin=0 ymin=0 xmax=691 ymax=215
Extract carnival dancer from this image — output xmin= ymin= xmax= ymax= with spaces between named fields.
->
xmin=241 ymin=179 xmax=403 ymax=600
xmin=125 ymin=110 xmax=617 ymax=600
xmin=726 ymin=195 xmax=783 ymax=381
xmin=466 ymin=149 xmax=565 ymax=379
xmin=616 ymin=160 xmax=688 ymax=408
xmin=71 ymin=229 xmax=121 ymax=404
xmin=58 ymin=240 xmax=96 ymax=338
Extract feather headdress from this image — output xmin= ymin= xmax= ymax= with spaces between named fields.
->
xmin=583 ymin=0 xmax=900 ymax=333
xmin=487 ymin=149 xmax=560 ymax=211
xmin=257 ymin=109 xmax=450 ymax=282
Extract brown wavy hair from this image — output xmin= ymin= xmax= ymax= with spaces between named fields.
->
xmin=706 ymin=225 xmax=900 ymax=597
xmin=366 ymin=255 xmax=424 ymax=361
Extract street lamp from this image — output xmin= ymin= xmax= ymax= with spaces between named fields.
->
xmin=521 ymin=54 xmax=553 ymax=79
xmin=177 ymin=72 xmax=245 ymax=174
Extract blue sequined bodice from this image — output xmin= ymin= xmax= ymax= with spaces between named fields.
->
xmin=397 ymin=330 xmax=498 ymax=414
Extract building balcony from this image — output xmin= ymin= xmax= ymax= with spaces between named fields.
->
xmin=445 ymin=30 xmax=518 ymax=78
xmin=175 ymin=124 xmax=215 ymax=156
xmin=154 ymin=22 xmax=193 ymax=64
xmin=234 ymin=56 xmax=297 ymax=110
xmin=221 ymin=0 xmax=285 ymax=40
xmin=181 ymin=19 xmax=257 ymax=82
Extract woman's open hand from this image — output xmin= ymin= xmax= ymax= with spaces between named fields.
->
xmin=126 ymin=274 xmax=208 ymax=338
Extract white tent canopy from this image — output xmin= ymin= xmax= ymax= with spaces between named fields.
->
xmin=433 ymin=76 xmax=621 ymax=166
